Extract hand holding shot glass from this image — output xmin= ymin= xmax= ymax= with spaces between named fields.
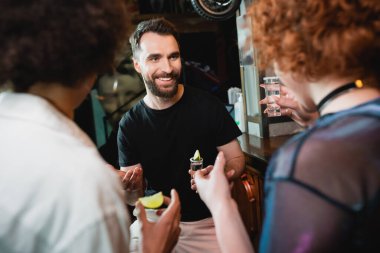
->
xmin=190 ymin=149 xmax=203 ymax=171
xmin=262 ymin=76 xmax=281 ymax=117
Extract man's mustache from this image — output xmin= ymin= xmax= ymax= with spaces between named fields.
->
xmin=153 ymin=72 xmax=180 ymax=79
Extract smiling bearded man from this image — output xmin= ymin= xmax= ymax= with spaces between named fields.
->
xmin=116 ymin=18 xmax=246 ymax=253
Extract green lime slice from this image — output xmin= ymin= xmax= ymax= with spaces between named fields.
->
xmin=138 ymin=192 xmax=164 ymax=209
xmin=193 ymin=149 xmax=201 ymax=161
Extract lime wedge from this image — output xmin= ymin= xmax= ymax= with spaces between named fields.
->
xmin=193 ymin=150 xmax=201 ymax=161
xmin=138 ymin=192 xmax=164 ymax=209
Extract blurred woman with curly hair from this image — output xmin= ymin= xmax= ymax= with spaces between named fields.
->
xmin=0 ymin=1 xmax=180 ymax=252
xmin=252 ymin=0 xmax=380 ymax=252
xmin=193 ymin=0 xmax=380 ymax=252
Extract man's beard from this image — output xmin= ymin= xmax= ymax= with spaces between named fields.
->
xmin=144 ymin=72 xmax=180 ymax=99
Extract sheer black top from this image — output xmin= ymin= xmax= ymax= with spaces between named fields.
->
xmin=260 ymin=98 xmax=380 ymax=253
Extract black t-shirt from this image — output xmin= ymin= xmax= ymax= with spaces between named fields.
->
xmin=118 ymin=85 xmax=241 ymax=221
xmin=260 ymin=98 xmax=380 ymax=253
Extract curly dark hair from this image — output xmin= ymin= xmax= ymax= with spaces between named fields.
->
xmin=250 ymin=0 xmax=380 ymax=83
xmin=129 ymin=18 xmax=180 ymax=58
xmin=0 ymin=0 xmax=130 ymax=91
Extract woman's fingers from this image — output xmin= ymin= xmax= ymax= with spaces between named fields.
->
xmin=135 ymin=201 xmax=148 ymax=225
xmin=162 ymin=190 xmax=181 ymax=230
xmin=281 ymin=108 xmax=293 ymax=117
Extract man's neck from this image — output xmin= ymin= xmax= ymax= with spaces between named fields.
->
xmin=143 ymin=84 xmax=184 ymax=110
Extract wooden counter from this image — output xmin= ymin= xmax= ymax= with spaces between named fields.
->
xmin=239 ymin=133 xmax=293 ymax=173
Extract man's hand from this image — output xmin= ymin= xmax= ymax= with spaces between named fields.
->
xmin=118 ymin=167 xmax=143 ymax=191
xmin=136 ymin=189 xmax=181 ymax=253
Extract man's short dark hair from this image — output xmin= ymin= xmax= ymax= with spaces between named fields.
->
xmin=130 ymin=18 xmax=179 ymax=58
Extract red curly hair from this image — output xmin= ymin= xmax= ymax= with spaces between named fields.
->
xmin=250 ymin=0 xmax=380 ymax=83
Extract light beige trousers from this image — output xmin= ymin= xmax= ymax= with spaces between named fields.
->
xmin=130 ymin=217 xmax=222 ymax=253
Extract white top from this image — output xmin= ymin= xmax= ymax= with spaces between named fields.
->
xmin=0 ymin=92 xmax=130 ymax=253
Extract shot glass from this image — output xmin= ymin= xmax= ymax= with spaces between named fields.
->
xmin=263 ymin=77 xmax=281 ymax=117
xmin=190 ymin=157 xmax=203 ymax=171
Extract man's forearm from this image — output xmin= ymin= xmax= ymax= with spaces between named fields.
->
xmin=217 ymin=139 xmax=246 ymax=180
xmin=225 ymin=154 xmax=246 ymax=180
